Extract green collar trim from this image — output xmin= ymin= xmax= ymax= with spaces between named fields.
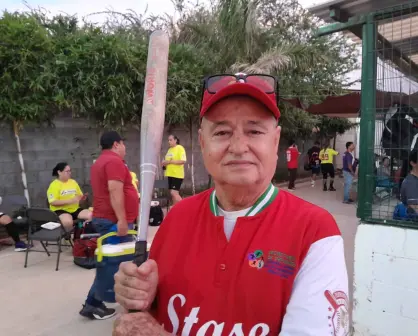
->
xmin=210 ymin=184 xmax=278 ymax=217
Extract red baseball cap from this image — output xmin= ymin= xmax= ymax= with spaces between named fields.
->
xmin=200 ymin=74 xmax=281 ymax=119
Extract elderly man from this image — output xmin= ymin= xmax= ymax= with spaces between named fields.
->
xmin=113 ymin=74 xmax=349 ymax=336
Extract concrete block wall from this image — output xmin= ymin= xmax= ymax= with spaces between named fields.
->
xmin=0 ymin=118 xmax=314 ymax=207
xmin=0 ymin=119 xmax=207 ymax=207
xmin=353 ymin=224 xmax=418 ymax=336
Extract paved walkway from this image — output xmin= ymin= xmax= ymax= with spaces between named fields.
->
xmin=0 ymin=179 xmax=357 ymax=335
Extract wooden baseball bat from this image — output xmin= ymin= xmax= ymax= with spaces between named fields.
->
xmin=133 ymin=30 xmax=170 ymax=268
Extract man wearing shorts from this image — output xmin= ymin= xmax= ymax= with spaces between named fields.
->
xmin=112 ymin=73 xmax=348 ymax=336
xmin=320 ymin=142 xmax=339 ymax=191
xmin=307 ymin=141 xmax=321 ymax=187
xmin=162 ymin=135 xmax=187 ymax=205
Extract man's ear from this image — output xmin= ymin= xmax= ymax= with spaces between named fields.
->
xmin=198 ymin=128 xmax=204 ymax=152
xmin=275 ymin=126 xmax=281 ymax=148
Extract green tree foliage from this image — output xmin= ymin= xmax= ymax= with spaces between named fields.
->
xmin=0 ymin=0 xmax=359 ymax=138
xmin=0 ymin=12 xmax=55 ymax=124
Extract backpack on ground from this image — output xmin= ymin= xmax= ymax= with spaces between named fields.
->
xmin=149 ymin=202 xmax=164 ymax=226
xmin=73 ymin=222 xmax=97 ymax=269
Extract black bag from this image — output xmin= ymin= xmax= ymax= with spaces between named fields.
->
xmin=149 ymin=205 xmax=164 ymax=226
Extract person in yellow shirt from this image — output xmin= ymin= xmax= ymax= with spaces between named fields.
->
xmin=130 ymin=171 xmax=139 ymax=191
xmin=319 ymin=141 xmax=339 ymax=191
xmin=162 ymin=135 xmax=187 ymax=205
xmin=47 ymin=162 xmax=92 ymax=230
xmin=130 ymin=171 xmax=140 ymax=198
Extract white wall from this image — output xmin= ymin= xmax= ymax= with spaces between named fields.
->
xmin=353 ymin=224 xmax=418 ymax=336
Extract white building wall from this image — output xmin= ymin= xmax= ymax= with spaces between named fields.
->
xmin=353 ymin=224 xmax=418 ymax=336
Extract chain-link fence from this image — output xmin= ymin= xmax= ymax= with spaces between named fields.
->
xmin=318 ymin=1 xmax=418 ymax=226
xmin=372 ymin=5 xmax=418 ymax=222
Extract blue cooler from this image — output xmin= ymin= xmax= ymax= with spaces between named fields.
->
xmin=95 ymin=230 xmax=149 ymax=303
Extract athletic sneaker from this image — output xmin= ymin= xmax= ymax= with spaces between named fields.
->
xmin=79 ymin=303 xmax=116 ymax=320
xmin=14 ymin=241 xmax=29 ymax=252
xmin=311 ymin=181 xmax=315 ymax=187
xmin=329 ymin=187 xmax=336 ymax=191
xmin=323 ymin=185 xmax=328 ymax=191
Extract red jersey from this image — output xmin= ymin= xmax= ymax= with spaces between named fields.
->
xmin=91 ymin=150 xmax=139 ymax=223
xmin=149 ymin=185 xmax=348 ymax=335
xmin=286 ymin=146 xmax=299 ymax=169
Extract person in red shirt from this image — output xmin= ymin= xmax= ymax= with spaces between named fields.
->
xmin=286 ymin=140 xmax=300 ymax=190
xmin=79 ymin=130 xmax=139 ymax=321
xmin=112 ymin=74 xmax=348 ymax=336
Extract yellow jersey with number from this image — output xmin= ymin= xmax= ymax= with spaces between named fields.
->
xmin=47 ymin=179 xmax=82 ymax=213
xmin=319 ymin=148 xmax=339 ymax=164
xmin=165 ymin=145 xmax=187 ymax=179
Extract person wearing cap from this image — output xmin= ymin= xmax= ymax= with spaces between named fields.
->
xmin=79 ymin=131 xmax=139 ymax=321
xmin=112 ymin=74 xmax=349 ymax=335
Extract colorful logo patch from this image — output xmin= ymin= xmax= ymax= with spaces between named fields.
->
xmin=248 ymin=250 xmax=264 ymax=270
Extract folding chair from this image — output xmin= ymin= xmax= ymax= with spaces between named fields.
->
xmin=24 ymin=208 xmax=73 ymax=271
xmin=153 ymin=179 xmax=170 ymax=213
xmin=0 ymin=195 xmax=29 ymax=225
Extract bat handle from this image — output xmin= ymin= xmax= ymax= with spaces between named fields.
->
xmin=129 ymin=240 xmax=149 ymax=314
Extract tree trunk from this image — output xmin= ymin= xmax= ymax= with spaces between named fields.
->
xmin=13 ymin=122 xmax=30 ymax=207
xmin=190 ymin=118 xmax=196 ymax=195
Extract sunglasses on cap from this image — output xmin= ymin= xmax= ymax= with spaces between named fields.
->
xmin=201 ymin=73 xmax=280 ymax=106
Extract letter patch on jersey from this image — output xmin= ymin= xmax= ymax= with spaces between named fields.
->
xmin=248 ymin=249 xmax=296 ymax=279
xmin=325 ymin=290 xmax=349 ymax=336
xmin=167 ymin=294 xmax=270 ymax=336
xmin=60 ymin=189 xmax=76 ymax=196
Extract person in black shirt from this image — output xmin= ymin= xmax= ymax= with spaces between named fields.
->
xmin=307 ymin=141 xmax=321 ymax=187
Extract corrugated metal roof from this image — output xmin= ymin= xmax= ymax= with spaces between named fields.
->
xmin=308 ymin=0 xmax=418 ymax=88
xmin=308 ymin=0 xmax=412 ymax=23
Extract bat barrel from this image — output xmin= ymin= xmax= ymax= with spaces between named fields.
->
xmin=137 ymin=30 xmax=170 ymax=242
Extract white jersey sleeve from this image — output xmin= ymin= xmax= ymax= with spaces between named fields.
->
xmin=280 ymin=235 xmax=349 ymax=336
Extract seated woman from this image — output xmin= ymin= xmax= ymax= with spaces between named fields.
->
xmin=376 ymin=157 xmax=396 ymax=188
xmin=401 ymin=151 xmax=418 ymax=214
xmin=47 ymin=162 xmax=92 ymax=230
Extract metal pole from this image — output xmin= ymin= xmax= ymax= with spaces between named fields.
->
xmin=357 ymin=16 xmax=377 ymax=220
